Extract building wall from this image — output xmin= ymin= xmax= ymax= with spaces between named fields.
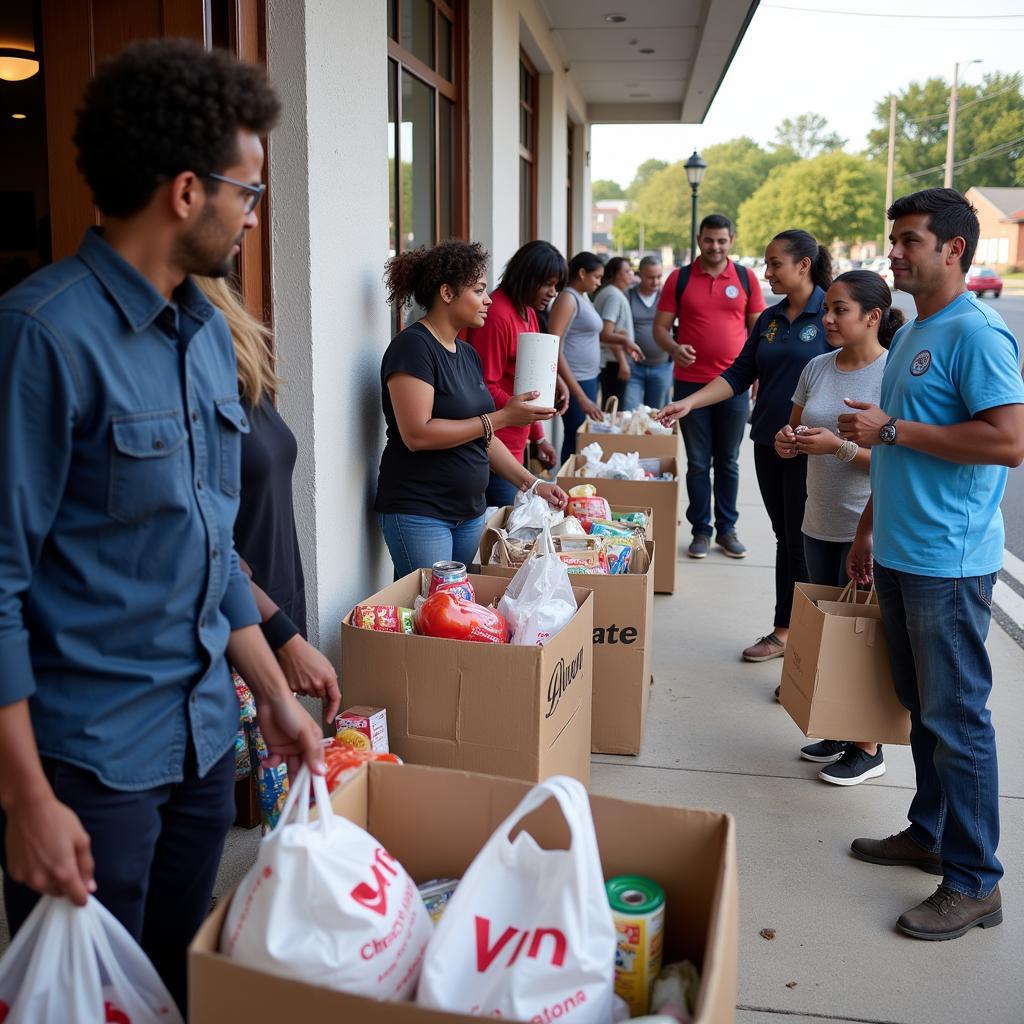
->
xmin=968 ymin=188 xmax=1023 ymax=270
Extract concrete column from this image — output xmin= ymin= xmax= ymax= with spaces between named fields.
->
xmin=266 ymin=0 xmax=392 ymax=655
xmin=536 ymin=72 xmax=569 ymax=256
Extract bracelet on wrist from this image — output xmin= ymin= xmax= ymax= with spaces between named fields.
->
xmin=479 ymin=413 xmax=493 ymax=448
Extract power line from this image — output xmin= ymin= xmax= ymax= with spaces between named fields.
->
xmin=762 ymin=4 xmax=1024 ymax=19
xmin=897 ymin=134 xmax=1024 ymax=182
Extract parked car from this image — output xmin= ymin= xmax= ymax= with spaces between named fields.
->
xmin=870 ymin=257 xmax=894 ymax=289
xmin=966 ymin=266 xmax=1003 ymax=298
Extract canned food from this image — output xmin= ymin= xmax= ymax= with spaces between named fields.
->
xmin=418 ymin=878 xmax=459 ymax=923
xmin=428 ymin=560 xmax=475 ymax=602
xmin=607 ymin=875 xmax=666 ymax=1017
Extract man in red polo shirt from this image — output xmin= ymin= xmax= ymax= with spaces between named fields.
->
xmin=654 ymin=214 xmax=765 ymax=559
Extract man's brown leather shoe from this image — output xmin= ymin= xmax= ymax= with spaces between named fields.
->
xmin=897 ymin=884 xmax=1002 ymax=940
xmin=850 ymin=828 xmax=943 ymax=875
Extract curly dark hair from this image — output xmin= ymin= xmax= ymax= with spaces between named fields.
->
xmin=74 ymin=38 xmax=280 ymax=218
xmin=384 ymin=241 xmax=489 ymax=309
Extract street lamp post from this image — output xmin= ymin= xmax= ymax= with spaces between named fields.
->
xmin=684 ymin=150 xmax=707 ymax=265
xmin=944 ymin=59 xmax=981 ymax=189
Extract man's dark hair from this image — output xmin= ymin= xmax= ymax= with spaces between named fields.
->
xmin=638 ymin=256 xmax=661 ymax=271
xmin=887 ymin=188 xmax=979 ymax=273
xmin=699 ymin=213 xmax=733 ymax=236
xmin=500 ymin=240 xmax=568 ymax=313
xmin=75 ymin=38 xmax=281 ymax=218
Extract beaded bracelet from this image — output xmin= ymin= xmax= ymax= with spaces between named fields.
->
xmin=479 ymin=413 xmax=493 ymax=447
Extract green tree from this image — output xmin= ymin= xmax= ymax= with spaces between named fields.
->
xmin=592 ymin=178 xmax=626 ymax=200
xmin=772 ymin=112 xmax=846 ymax=159
xmin=627 ymin=158 xmax=669 ymax=199
xmin=737 ymin=151 xmax=885 ymax=253
xmin=866 ymin=72 xmax=1024 ymax=191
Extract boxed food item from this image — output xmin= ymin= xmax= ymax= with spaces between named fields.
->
xmin=334 ymin=705 xmax=390 ymax=753
xmin=558 ymin=457 xmax=680 ymax=595
xmin=577 ymin=413 xmax=683 ymax=462
xmin=189 ymin=762 xmax=739 ymax=1024
xmin=481 ymin=508 xmax=656 ymax=756
xmin=340 ymin=570 xmax=594 ymax=785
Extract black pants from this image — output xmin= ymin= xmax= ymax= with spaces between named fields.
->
xmin=752 ymin=443 xmax=809 ymax=629
xmin=0 ymin=746 xmax=236 ymax=1014
xmin=599 ymin=361 xmax=626 ymax=408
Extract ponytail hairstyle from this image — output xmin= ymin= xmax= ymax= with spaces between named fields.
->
xmin=833 ymin=270 xmax=906 ymax=349
xmin=384 ymin=240 xmax=489 ymax=309
xmin=566 ymin=250 xmax=604 ymax=288
xmin=771 ymin=229 xmax=833 ymax=291
xmin=500 ymin=240 xmax=568 ymax=314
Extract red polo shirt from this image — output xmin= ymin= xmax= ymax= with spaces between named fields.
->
xmin=658 ymin=260 xmax=766 ymax=383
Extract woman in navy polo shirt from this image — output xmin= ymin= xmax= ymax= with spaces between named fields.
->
xmin=659 ymin=229 xmax=833 ymax=667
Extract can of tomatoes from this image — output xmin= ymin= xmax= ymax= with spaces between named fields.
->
xmin=427 ymin=560 xmax=475 ymax=602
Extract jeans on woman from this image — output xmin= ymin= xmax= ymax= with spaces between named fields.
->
xmin=559 ymin=376 xmax=600 ymax=465
xmin=803 ymin=534 xmax=852 ymax=588
xmin=622 ymin=362 xmax=673 ymax=412
xmin=378 ymin=511 xmax=487 ymax=580
xmin=752 ymin=443 xmax=809 ymax=629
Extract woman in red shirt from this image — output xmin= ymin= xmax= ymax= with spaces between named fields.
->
xmin=466 ymin=240 xmax=569 ymax=506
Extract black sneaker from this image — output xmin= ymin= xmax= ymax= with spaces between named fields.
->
xmin=819 ymin=745 xmax=885 ymax=786
xmin=800 ymin=739 xmax=850 ymax=763
xmin=688 ymin=535 xmax=710 ymax=559
xmin=716 ymin=532 xmax=747 ymax=558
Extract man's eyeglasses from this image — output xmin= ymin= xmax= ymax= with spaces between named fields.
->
xmin=203 ymin=172 xmax=266 ymax=214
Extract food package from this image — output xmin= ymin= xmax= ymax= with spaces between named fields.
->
xmin=558 ymin=553 xmax=608 ymax=575
xmin=568 ymin=484 xmax=597 ymax=498
xmin=505 ymin=480 xmax=564 ymax=541
xmin=414 ymin=591 xmax=510 ymax=644
xmin=321 ymin=738 xmax=401 ymax=792
xmin=418 ymin=878 xmax=459 ymax=924
xmin=335 ymin=705 xmax=389 ymax=753
xmin=222 ymin=767 xmax=432 ymax=1001
xmin=603 ymin=540 xmax=633 ymax=576
xmin=550 ymin=515 xmax=587 ymax=538
xmin=566 ymin=493 xmax=612 ymax=527
xmin=650 ymin=961 xmax=702 ymax=1024
xmin=612 ymin=510 xmax=649 ymax=529
xmin=351 ymin=604 xmax=414 ymax=634
xmin=588 ymin=518 xmax=635 ymax=539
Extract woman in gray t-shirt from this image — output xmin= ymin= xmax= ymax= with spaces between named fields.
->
xmin=774 ymin=271 xmax=905 ymax=787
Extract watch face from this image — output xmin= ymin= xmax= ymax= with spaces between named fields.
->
xmin=880 ymin=425 xmax=896 ymax=443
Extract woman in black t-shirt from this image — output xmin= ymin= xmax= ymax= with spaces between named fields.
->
xmin=376 ymin=241 xmax=567 ymax=579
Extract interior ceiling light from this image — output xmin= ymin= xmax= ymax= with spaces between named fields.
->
xmin=629 ymin=93 xmax=651 ymax=99
xmin=0 ymin=48 xmax=39 ymax=82
xmin=11 ymin=112 xmax=27 ymax=119
xmin=604 ymin=13 xmax=627 ymax=23
xmin=639 ymin=48 xmax=655 ymax=54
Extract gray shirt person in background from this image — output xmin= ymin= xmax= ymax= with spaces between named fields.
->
xmin=623 ymin=257 xmax=672 ymax=410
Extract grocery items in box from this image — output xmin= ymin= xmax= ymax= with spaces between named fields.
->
xmin=416 ymin=776 xmax=617 ymax=1021
xmin=425 ymin=561 xmax=476 ymax=602
xmin=255 ymin=761 xmax=289 ymax=833
xmin=586 ymin=405 xmax=674 ymax=437
xmin=505 ymin=480 xmax=564 ymax=541
xmin=335 ymin=705 xmax=389 ymax=753
xmin=650 ymin=961 xmax=701 ymax=1023
xmin=607 ymin=875 xmax=665 ymax=1016
xmin=222 ymin=766 xmax=431 ymax=1001
xmin=612 ymin=510 xmax=649 ymax=529
xmin=550 ymin=515 xmax=587 ymax=538
xmin=418 ymin=878 xmax=459 ymax=924
xmin=578 ymin=442 xmax=676 ymax=481
xmin=414 ymin=591 xmax=510 ymax=644
xmin=322 ymin=739 xmax=401 ymax=792
xmin=497 ymin=526 xmax=578 ymax=646
xmin=351 ymin=603 xmax=415 ymax=634
xmin=566 ymin=492 xmax=612 ymax=527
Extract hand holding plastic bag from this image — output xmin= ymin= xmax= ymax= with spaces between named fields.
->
xmin=497 ymin=525 xmax=577 ymax=646
xmin=505 ymin=480 xmax=564 ymax=541
xmin=0 ymin=895 xmax=183 ymax=1024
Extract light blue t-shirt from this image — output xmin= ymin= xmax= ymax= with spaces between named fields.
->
xmin=871 ymin=291 xmax=1024 ymax=578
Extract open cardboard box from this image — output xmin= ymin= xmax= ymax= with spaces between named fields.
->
xmin=479 ymin=506 xmax=655 ymax=756
xmin=557 ymin=456 xmax=680 ymax=595
xmin=190 ymin=761 xmax=739 ymax=1024
xmin=576 ymin=417 xmax=683 ymax=462
xmin=341 ymin=570 xmax=594 ymax=785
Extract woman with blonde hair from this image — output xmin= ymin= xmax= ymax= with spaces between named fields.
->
xmin=195 ymin=277 xmax=339 ymax=721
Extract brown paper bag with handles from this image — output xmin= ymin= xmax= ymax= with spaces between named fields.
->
xmin=779 ymin=581 xmax=910 ymax=745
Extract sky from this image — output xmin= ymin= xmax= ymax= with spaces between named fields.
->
xmin=590 ymin=0 xmax=1024 ymax=188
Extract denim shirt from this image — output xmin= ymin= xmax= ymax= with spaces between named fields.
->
xmin=0 ymin=229 xmax=260 ymax=789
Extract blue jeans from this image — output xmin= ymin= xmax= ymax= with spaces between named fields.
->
xmin=622 ymin=362 xmax=673 ymax=411
xmin=379 ymin=511 xmax=487 ymax=580
xmin=803 ymin=534 xmax=852 ymax=588
xmin=674 ymin=380 xmax=750 ymax=538
xmin=560 ymin=376 xmax=599 ymax=465
xmin=873 ymin=564 xmax=1002 ymax=898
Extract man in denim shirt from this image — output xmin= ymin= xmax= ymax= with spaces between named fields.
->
xmin=0 ymin=40 xmax=322 ymax=1007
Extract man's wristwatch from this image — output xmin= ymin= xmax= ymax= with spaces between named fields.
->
xmin=879 ymin=416 xmax=898 ymax=446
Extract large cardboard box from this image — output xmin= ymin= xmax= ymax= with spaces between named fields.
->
xmin=190 ymin=762 xmax=739 ymax=1024
xmin=479 ymin=507 xmax=655 ymax=756
xmin=557 ymin=455 xmax=680 ymax=594
xmin=576 ymin=418 xmax=683 ymax=462
xmin=341 ymin=571 xmax=594 ymax=785
xmin=780 ymin=582 xmax=910 ymax=745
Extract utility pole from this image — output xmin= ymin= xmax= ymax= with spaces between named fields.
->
xmin=945 ymin=59 xmax=981 ymax=189
xmin=884 ymin=94 xmax=896 ymax=254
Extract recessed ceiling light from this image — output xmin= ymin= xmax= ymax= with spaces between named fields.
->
xmin=629 ymin=93 xmax=652 ymax=98
xmin=604 ymin=13 xmax=627 ymax=22
xmin=639 ymin=48 xmax=655 ymax=54
xmin=11 ymin=113 xmax=27 ymax=120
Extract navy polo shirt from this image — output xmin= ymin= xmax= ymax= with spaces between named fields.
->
xmin=0 ymin=229 xmax=260 ymax=789
xmin=721 ymin=286 xmax=832 ymax=445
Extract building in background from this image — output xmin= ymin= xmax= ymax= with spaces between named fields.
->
xmin=967 ymin=187 xmax=1024 ymax=270
xmin=591 ymin=199 xmax=628 ymax=254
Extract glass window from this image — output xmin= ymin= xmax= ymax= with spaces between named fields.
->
xmin=387 ymin=0 xmax=396 ymax=41
xmin=438 ymin=14 xmax=452 ymax=81
xmin=439 ymin=96 xmax=454 ymax=240
xmin=388 ymin=59 xmax=397 ymax=256
xmin=400 ymin=0 xmax=434 ymax=68
xmin=519 ymin=50 xmax=537 ymax=247
xmin=520 ymin=157 xmax=532 ymax=248
xmin=401 ymin=69 xmax=436 ymax=251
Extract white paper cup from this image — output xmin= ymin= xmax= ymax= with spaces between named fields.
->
xmin=513 ymin=332 xmax=560 ymax=408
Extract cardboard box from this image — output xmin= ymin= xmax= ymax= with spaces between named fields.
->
xmin=780 ymin=582 xmax=910 ymax=745
xmin=480 ymin=507 xmax=655 ymax=755
xmin=190 ymin=762 xmax=739 ymax=1024
xmin=335 ymin=705 xmax=390 ymax=753
xmin=558 ymin=456 xmax=680 ymax=594
xmin=341 ymin=571 xmax=594 ymax=785
xmin=577 ymin=418 xmax=683 ymax=462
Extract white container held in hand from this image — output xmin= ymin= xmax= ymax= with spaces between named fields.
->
xmin=514 ymin=332 xmax=560 ymax=408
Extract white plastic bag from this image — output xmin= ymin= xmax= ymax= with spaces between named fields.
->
xmin=506 ymin=480 xmax=564 ymax=541
xmin=221 ymin=765 xmax=432 ymax=1001
xmin=498 ymin=525 xmax=577 ymax=646
xmin=0 ymin=895 xmax=183 ymax=1024
xmin=417 ymin=776 xmax=617 ymax=1022
xmin=578 ymin=443 xmax=646 ymax=481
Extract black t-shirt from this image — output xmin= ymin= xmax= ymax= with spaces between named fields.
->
xmin=375 ymin=322 xmax=495 ymax=520
xmin=234 ymin=396 xmax=307 ymax=636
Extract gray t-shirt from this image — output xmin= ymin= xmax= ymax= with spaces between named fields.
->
xmin=792 ymin=350 xmax=888 ymax=543
xmin=594 ymin=286 xmax=634 ymax=367
xmin=561 ymin=289 xmax=604 ymax=381
xmin=627 ymin=285 xmax=668 ymax=364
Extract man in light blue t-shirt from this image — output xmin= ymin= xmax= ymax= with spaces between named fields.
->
xmin=838 ymin=188 xmax=1024 ymax=941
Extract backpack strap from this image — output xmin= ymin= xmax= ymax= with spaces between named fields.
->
xmin=735 ymin=261 xmax=752 ymax=298
xmin=673 ymin=265 xmax=692 ymax=308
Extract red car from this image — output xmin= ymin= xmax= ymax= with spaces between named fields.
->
xmin=966 ymin=266 xmax=1003 ymax=298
